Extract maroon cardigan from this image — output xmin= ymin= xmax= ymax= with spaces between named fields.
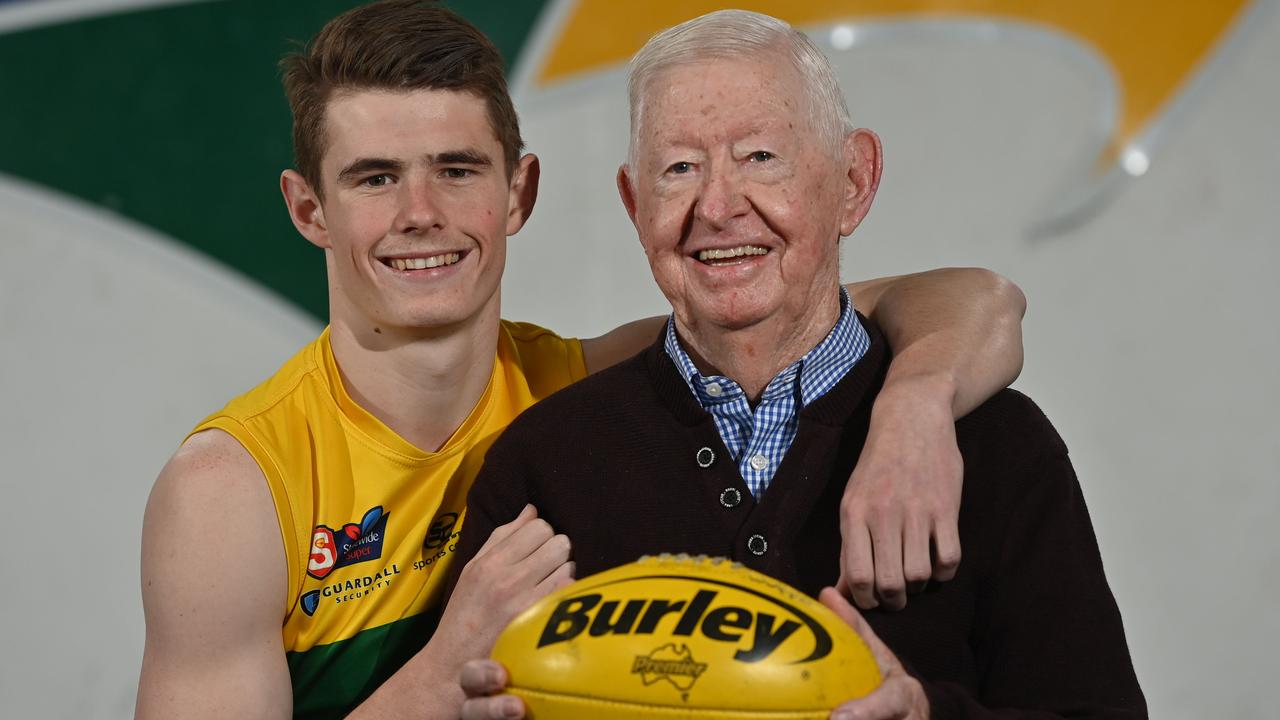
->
xmin=450 ymin=318 xmax=1146 ymax=718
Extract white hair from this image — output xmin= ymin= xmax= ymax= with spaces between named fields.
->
xmin=626 ymin=9 xmax=854 ymax=166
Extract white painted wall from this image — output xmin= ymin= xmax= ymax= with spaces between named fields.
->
xmin=0 ymin=177 xmax=319 ymax=718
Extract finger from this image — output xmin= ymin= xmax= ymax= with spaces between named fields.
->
xmin=835 ymin=546 xmax=850 ymax=597
xmin=843 ymin=521 xmax=878 ymax=610
xmin=818 ymin=588 xmax=897 ymax=675
xmin=532 ymin=560 xmax=576 ymax=599
xmin=460 ymin=659 xmax=508 ymax=697
xmin=931 ymin=517 xmax=962 ymax=583
xmin=483 ymin=517 xmax=558 ymax=567
xmin=870 ymin=516 xmax=907 ymax=611
xmin=475 ymin=504 xmax=537 ymax=558
xmin=518 ymin=533 xmax=572 ymax=586
xmin=830 ymin=679 xmax=912 ymax=720
xmin=902 ymin=513 xmax=932 ymax=595
xmin=460 ymin=695 xmax=524 ymax=720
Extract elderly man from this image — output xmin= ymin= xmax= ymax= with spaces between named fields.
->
xmin=454 ymin=10 xmax=1144 ymax=719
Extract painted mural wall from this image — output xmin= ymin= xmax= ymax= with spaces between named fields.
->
xmin=1 ymin=0 xmax=1276 ymax=717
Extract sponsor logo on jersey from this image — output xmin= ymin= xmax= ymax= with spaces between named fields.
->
xmin=307 ymin=506 xmax=389 ymax=580
xmin=298 ymin=563 xmax=403 ymax=617
xmin=424 ymin=512 xmax=458 ymax=550
xmin=632 ymin=643 xmax=707 ymax=691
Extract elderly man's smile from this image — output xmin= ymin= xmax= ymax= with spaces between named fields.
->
xmin=694 ymin=244 xmax=770 ymax=266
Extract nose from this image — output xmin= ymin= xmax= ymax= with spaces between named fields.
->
xmin=393 ymin=177 xmax=444 ymax=235
xmin=692 ymin=162 xmax=749 ymax=229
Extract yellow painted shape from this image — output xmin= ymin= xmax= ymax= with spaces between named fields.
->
xmin=539 ymin=0 xmax=1249 ymax=154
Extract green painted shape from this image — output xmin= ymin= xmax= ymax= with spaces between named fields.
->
xmin=0 ymin=0 xmax=549 ymax=320
xmin=287 ymin=610 xmax=439 ymax=719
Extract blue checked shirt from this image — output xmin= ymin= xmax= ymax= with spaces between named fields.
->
xmin=664 ymin=288 xmax=870 ymax=498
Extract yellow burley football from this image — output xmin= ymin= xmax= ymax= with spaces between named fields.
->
xmin=491 ymin=554 xmax=882 ymax=718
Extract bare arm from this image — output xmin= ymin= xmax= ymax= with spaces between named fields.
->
xmin=579 ymin=268 xmax=1025 ymax=392
xmin=138 ymin=431 xmax=563 ymax=719
xmin=847 ymin=267 xmax=1026 ymax=417
xmin=839 ymin=267 xmax=1026 ymax=610
xmin=580 ymin=316 xmax=667 ymax=375
xmin=137 ymin=430 xmax=293 ymax=720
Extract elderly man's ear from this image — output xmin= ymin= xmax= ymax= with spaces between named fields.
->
xmin=839 ymin=129 xmax=883 ymax=237
xmin=617 ymin=164 xmax=639 ymax=229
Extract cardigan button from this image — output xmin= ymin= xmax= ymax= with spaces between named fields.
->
xmin=747 ymin=534 xmax=768 ymax=556
xmin=719 ymin=488 xmax=741 ymax=508
xmin=695 ymin=447 xmax=716 ymax=468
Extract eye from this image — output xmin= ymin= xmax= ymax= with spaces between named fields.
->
xmin=747 ymin=151 xmax=774 ymax=163
xmin=667 ymin=161 xmax=693 ymax=175
xmin=363 ymin=174 xmax=392 ymax=188
xmin=443 ymin=167 xmax=473 ymax=179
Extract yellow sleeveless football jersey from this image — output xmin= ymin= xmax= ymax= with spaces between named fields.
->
xmin=190 ymin=321 xmax=586 ymax=718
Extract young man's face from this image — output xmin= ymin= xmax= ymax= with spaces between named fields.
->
xmin=297 ymin=88 xmax=535 ymax=334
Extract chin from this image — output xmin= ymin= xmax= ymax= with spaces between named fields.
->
xmin=685 ymin=303 xmax=772 ymax=333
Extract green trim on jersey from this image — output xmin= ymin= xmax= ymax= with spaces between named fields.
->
xmin=287 ymin=610 xmax=441 ymax=719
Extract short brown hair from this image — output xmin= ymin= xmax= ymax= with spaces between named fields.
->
xmin=281 ymin=0 xmax=523 ymax=199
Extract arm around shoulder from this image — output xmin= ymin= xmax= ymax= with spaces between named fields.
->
xmin=136 ymin=430 xmax=292 ymax=719
xmin=847 ymin=267 xmax=1025 ymax=418
xmin=580 ymin=316 xmax=666 ymax=375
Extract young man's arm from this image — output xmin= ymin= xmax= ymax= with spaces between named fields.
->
xmin=579 ymin=267 xmax=1027 ymax=610
xmin=138 ymin=432 xmax=571 ymax=720
xmin=839 ymin=267 xmax=1026 ymax=610
xmin=137 ymin=430 xmax=293 ymax=720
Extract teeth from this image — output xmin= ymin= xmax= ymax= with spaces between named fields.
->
xmin=697 ymin=245 xmax=768 ymax=261
xmin=388 ymin=253 xmax=461 ymax=271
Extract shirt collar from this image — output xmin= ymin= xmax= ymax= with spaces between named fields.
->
xmin=663 ymin=287 xmax=865 ymax=409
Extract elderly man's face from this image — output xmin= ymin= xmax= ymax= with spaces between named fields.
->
xmin=619 ymin=55 xmax=879 ymax=334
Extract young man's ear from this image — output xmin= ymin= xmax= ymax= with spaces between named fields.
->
xmin=506 ymin=153 xmax=540 ymax=235
xmin=838 ymin=128 xmax=883 ymax=237
xmin=281 ymin=170 xmax=329 ymax=249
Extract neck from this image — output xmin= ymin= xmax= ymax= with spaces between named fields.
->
xmin=677 ymin=289 xmax=841 ymax=402
xmin=327 ymin=295 xmax=501 ymax=453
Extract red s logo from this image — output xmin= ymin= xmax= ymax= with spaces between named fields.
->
xmin=308 ymin=527 xmax=336 ymax=579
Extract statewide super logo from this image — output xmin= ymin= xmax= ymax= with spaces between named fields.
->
xmin=491 ymin=556 xmax=881 ymax=716
xmin=307 ymin=506 xmax=388 ymax=580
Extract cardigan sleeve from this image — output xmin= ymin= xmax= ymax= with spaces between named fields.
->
xmin=922 ymin=450 xmax=1146 ymax=719
xmin=442 ymin=432 xmax=538 ymax=603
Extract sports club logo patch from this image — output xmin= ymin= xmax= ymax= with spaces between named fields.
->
xmin=307 ymin=506 xmax=389 ymax=580
xmin=423 ymin=512 xmax=458 ymax=550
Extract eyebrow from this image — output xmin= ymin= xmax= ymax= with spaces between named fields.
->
xmin=432 ymin=149 xmax=493 ymax=167
xmin=337 ymin=157 xmax=403 ymax=184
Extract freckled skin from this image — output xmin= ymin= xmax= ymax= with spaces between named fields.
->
xmin=619 ymin=56 xmax=878 ymax=393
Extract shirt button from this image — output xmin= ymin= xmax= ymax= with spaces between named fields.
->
xmin=747 ymin=534 xmax=768 ymax=556
xmin=705 ymin=382 xmax=724 ymax=398
xmin=719 ymin=488 xmax=741 ymax=508
xmin=696 ymin=447 xmax=716 ymax=468
xmin=749 ymin=453 xmax=769 ymax=471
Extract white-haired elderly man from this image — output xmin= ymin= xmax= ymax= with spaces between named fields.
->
xmin=454 ymin=10 xmax=1144 ymax=720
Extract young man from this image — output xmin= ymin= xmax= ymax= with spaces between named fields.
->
xmin=136 ymin=2 xmax=1025 ymax=718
